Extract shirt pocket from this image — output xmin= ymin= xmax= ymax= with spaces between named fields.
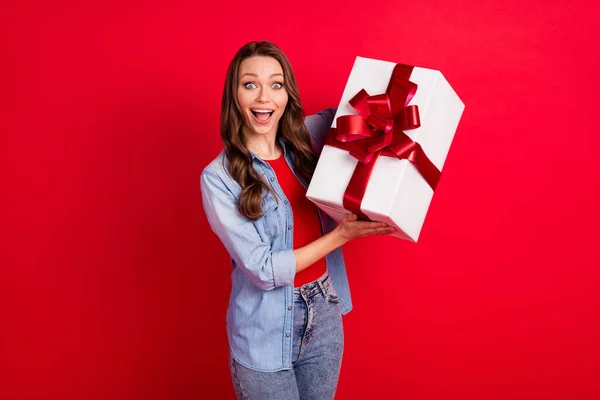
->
xmin=260 ymin=192 xmax=282 ymax=240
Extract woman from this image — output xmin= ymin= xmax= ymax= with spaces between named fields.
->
xmin=200 ymin=41 xmax=394 ymax=399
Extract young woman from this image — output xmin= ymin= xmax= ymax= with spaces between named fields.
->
xmin=201 ymin=41 xmax=394 ymax=399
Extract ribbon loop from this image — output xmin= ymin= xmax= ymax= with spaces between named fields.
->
xmin=336 ymin=115 xmax=372 ymax=142
xmin=366 ymin=113 xmax=392 ymax=133
xmin=396 ymin=105 xmax=420 ymax=130
xmin=367 ymin=94 xmax=393 ymax=119
xmin=348 ymin=89 xmax=371 ymax=118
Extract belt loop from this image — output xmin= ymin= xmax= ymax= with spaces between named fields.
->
xmin=317 ymin=278 xmax=327 ymax=298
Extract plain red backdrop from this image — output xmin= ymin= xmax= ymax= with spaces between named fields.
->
xmin=1 ymin=0 xmax=599 ymax=399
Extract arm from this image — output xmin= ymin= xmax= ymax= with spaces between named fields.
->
xmin=294 ymin=228 xmax=346 ymax=273
xmin=202 ymin=171 xmax=394 ymax=286
xmin=201 ymin=171 xmax=296 ymax=291
xmin=294 ymin=214 xmax=395 ymax=273
xmin=304 ymin=107 xmax=337 ymax=155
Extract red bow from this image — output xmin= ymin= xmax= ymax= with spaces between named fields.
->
xmin=325 ymin=64 xmax=441 ymax=220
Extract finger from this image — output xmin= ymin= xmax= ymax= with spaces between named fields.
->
xmin=362 ymin=227 xmax=396 ymax=236
xmin=353 ymin=221 xmax=390 ymax=229
xmin=343 ymin=213 xmax=358 ymax=223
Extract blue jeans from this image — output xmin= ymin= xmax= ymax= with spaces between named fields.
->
xmin=230 ymin=273 xmax=344 ymax=399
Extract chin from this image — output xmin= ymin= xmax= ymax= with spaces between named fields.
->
xmin=245 ymin=113 xmax=281 ymax=136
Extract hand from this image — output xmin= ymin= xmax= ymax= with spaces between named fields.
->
xmin=336 ymin=213 xmax=396 ymax=244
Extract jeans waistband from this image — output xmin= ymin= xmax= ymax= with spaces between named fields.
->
xmin=293 ymin=271 xmax=332 ymax=300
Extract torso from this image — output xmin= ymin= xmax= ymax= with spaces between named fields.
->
xmin=265 ymin=154 xmax=327 ymax=287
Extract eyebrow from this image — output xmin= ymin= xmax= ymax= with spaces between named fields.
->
xmin=241 ymin=73 xmax=284 ymax=78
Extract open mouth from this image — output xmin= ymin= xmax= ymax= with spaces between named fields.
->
xmin=251 ymin=109 xmax=274 ymax=123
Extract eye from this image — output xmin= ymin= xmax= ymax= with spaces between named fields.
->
xmin=272 ymin=82 xmax=283 ymax=89
xmin=244 ymin=82 xmax=258 ymax=89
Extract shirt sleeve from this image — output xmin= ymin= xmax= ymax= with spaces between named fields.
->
xmin=304 ymin=107 xmax=337 ymax=155
xmin=200 ymin=171 xmax=296 ymax=291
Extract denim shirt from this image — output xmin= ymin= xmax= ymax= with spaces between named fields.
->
xmin=200 ymin=108 xmax=352 ymax=372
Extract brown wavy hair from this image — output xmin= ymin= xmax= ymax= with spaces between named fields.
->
xmin=221 ymin=41 xmax=317 ymax=220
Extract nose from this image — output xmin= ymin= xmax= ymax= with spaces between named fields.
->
xmin=256 ymin=86 xmax=269 ymax=103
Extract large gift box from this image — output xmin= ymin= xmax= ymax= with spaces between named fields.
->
xmin=306 ymin=56 xmax=465 ymax=242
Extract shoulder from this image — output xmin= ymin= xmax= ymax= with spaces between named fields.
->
xmin=304 ymin=107 xmax=336 ymax=133
xmin=202 ymin=150 xmax=237 ymax=185
xmin=304 ymin=107 xmax=337 ymax=155
xmin=200 ymin=150 xmax=251 ymax=200
xmin=201 ymin=150 xmax=236 ymax=193
xmin=202 ymin=149 xmax=229 ymax=177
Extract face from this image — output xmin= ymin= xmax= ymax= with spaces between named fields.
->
xmin=237 ymin=56 xmax=289 ymax=141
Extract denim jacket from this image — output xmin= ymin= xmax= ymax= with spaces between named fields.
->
xmin=200 ymin=108 xmax=352 ymax=372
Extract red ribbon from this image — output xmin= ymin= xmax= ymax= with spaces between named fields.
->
xmin=325 ymin=63 xmax=441 ymax=221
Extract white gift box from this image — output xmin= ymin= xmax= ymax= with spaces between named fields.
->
xmin=306 ymin=56 xmax=465 ymax=242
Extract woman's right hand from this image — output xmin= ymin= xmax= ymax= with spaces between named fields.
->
xmin=335 ymin=213 xmax=396 ymax=244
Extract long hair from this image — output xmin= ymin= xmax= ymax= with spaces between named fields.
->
xmin=220 ymin=41 xmax=317 ymax=220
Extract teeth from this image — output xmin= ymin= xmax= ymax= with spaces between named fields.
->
xmin=252 ymin=109 xmax=273 ymax=113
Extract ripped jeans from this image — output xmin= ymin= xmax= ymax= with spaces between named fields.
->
xmin=230 ymin=272 xmax=344 ymax=400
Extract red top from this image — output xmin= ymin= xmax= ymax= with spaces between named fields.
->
xmin=267 ymin=155 xmax=327 ymax=287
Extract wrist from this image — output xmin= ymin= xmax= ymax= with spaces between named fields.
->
xmin=332 ymin=225 xmax=349 ymax=247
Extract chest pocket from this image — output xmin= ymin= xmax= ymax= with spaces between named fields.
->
xmin=260 ymin=192 xmax=282 ymax=240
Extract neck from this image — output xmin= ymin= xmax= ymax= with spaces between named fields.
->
xmin=244 ymin=135 xmax=282 ymax=160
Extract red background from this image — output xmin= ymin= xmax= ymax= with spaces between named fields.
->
xmin=2 ymin=1 xmax=599 ymax=399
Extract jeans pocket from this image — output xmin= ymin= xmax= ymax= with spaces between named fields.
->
xmin=327 ymin=293 xmax=340 ymax=303
xmin=326 ymin=283 xmax=340 ymax=304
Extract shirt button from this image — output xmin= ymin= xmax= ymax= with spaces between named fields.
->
xmin=269 ymin=177 xmax=275 ymax=181
xmin=288 ymin=306 xmax=292 ymax=310
xmin=287 ymin=225 xmax=292 ymax=230
xmin=285 ymin=333 xmax=290 ymax=338
xmin=284 ymin=200 xmax=288 ymax=205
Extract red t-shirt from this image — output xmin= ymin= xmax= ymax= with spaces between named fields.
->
xmin=267 ymin=155 xmax=327 ymax=287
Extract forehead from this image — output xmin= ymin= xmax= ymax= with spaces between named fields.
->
xmin=238 ymin=56 xmax=284 ymax=78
